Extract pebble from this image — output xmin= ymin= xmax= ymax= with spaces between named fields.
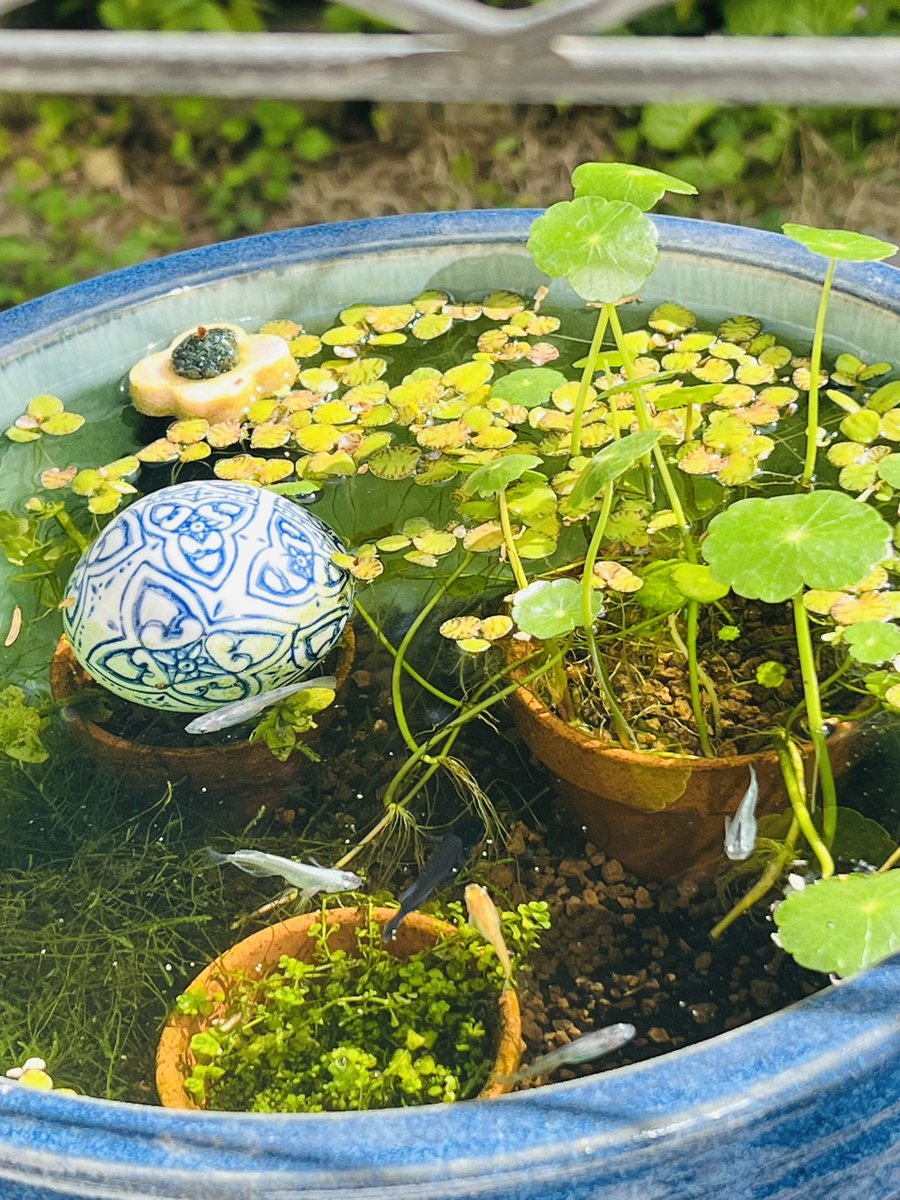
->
xmin=688 ymin=1002 xmax=717 ymax=1024
xmin=600 ymin=859 xmax=625 ymax=884
xmin=647 ymin=1027 xmax=670 ymax=1043
xmin=694 ymin=951 xmax=713 ymax=972
xmin=634 ymin=886 xmax=653 ymax=910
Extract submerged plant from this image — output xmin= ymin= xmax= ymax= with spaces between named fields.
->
xmin=181 ymin=901 xmax=549 ymax=1112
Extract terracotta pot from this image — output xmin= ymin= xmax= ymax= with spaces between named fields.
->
xmin=156 ymin=905 xmax=522 ymax=1110
xmin=509 ymin=679 xmax=861 ymax=882
xmin=49 ymin=626 xmax=355 ymax=808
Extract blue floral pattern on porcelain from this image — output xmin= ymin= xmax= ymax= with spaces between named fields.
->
xmin=62 ymin=480 xmax=353 ymax=712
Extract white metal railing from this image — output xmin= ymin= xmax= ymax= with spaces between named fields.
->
xmin=0 ymin=0 xmax=899 ymax=103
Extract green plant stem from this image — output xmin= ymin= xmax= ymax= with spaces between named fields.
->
xmin=354 ymin=598 xmax=462 ymax=709
xmin=801 ymin=257 xmax=836 ymax=487
xmin=780 ymin=738 xmax=834 ymax=879
xmin=581 ymin=485 xmax=635 ymax=748
xmin=570 ymin=306 xmax=610 ymax=455
xmin=710 ymin=817 xmax=800 ymax=940
xmin=791 ymin=591 xmax=838 ymax=847
xmin=53 ymin=509 xmax=90 ymax=554
xmin=605 ymin=303 xmax=696 ymax=563
xmin=686 ymin=601 xmax=714 ymax=756
xmin=878 ymin=844 xmax=900 ymax=873
xmin=667 ymin=613 xmax=719 ymax=751
xmin=497 ymin=489 xmax=528 ymax=591
xmin=336 ymin=654 xmax=561 ymax=874
xmin=382 ymin=650 xmax=561 ymax=812
xmin=390 ymin=556 xmax=470 ymax=757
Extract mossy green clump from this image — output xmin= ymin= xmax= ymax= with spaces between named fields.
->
xmin=170 ymin=326 xmax=240 ymax=379
xmin=182 ymin=900 xmax=549 ymax=1113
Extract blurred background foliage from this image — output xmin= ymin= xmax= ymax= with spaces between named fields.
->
xmin=0 ymin=0 xmax=897 ymax=306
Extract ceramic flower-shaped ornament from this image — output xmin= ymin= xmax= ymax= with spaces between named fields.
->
xmin=129 ymin=323 xmax=299 ymax=423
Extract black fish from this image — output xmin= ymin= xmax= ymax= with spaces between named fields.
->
xmin=383 ymin=818 xmax=481 ymax=943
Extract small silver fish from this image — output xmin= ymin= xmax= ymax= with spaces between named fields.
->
xmin=205 ymin=847 xmax=361 ymax=902
xmin=503 ymin=1022 xmax=636 ymax=1084
xmin=724 ymin=765 xmax=759 ymax=861
xmin=464 ymin=883 xmax=513 ymax=988
xmin=184 ymin=676 xmax=336 ymax=735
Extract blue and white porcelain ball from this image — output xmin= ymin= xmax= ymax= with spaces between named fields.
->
xmin=62 ymin=480 xmax=353 ymax=713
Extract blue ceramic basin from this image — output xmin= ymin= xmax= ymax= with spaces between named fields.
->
xmin=0 ymin=212 xmax=898 ymax=1199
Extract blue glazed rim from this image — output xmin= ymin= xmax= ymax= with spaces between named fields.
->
xmin=1 ymin=210 xmax=899 ymax=357
xmin=0 ymin=211 xmax=898 ymax=1194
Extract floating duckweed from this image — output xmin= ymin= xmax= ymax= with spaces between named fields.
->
xmin=648 ymin=301 xmax=696 ymax=334
xmin=717 ymin=315 xmax=762 ymax=343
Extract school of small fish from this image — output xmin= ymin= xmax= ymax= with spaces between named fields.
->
xmin=210 ymin=825 xmax=637 ymax=1088
xmin=724 ymin=764 xmax=759 ymax=861
xmin=184 ymin=675 xmax=336 ymax=735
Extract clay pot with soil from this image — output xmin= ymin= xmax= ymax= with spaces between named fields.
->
xmin=50 ymin=626 xmax=356 ymax=808
xmin=156 ymin=905 xmax=522 ymax=1110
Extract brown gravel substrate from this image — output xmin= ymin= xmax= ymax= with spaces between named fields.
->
xmin=485 ymin=816 xmax=825 ymax=1085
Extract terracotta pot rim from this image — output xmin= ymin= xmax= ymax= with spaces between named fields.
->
xmin=511 ymin=679 xmax=785 ymax=770
xmin=510 ymin=654 xmax=859 ymax=774
xmin=156 ymin=904 xmax=522 ymax=1110
xmin=50 ymin=625 xmax=356 ymax=760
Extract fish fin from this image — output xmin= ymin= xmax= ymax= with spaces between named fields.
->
xmin=297 ymin=887 xmax=319 ymax=909
xmin=309 ymin=674 xmax=336 ymax=691
xmin=204 ymin=847 xmax=230 ymax=866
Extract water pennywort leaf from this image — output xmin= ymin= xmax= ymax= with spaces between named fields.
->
xmin=490 ymin=368 xmax=568 ymax=409
xmin=671 ymin=563 xmax=730 ymax=604
xmin=568 ymin=429 xmax=661 ymax=509
xmin=774 ymin=871 xmax=900 ymax=976
xmin=702 ymin=491 xmax=893 ymax=602
xmin=527 ymin=198 xmax=658 ymax=303
xmin=842 ymin=620 xmax=900 ymax=665
xmin=511 ymin=578 xmax=602 ymax=640
xmin=460 ymin=454 xmax=543 ymax=498
xmin=571 ymin=163 xmax=697 ymax=211
xmin=782 ymin=223 xmax=898 ymax=263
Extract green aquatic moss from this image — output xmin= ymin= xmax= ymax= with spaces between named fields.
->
xmin=183 ymin=901 xmax=549 ymax=1113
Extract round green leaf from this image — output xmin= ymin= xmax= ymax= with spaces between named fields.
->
xmin=702 ymin=491 xmax=892 ymax=602
xmin=632 ymin=560 xmax=685 ymax=614
xmin=827 ymin=808 xmax=896 ymax=866
xmin=527 ymin=197 xmax=659 ymax=303
xmin=876 ymin=455 xmax=900 ymax=488
xmin=568 ymin=429 xmax=661 ymax=509
xmin=491 ymin=369 xmax=568 ymax=409
xmin=843 ymin=620 xmax=900 ymax=665
xmin=839 ymin=409 xmax=880 ymax=444
xmin=511 ymin=578 xmax=601 ymax=640
xmin=782 ymin=223 xmax=898 ymax=263
xmin=755 ymin=660 xmax=787 ymax=688
xmin=571 ymin=162 xmax=697 ymax=211
xmin=461 ymin=454 xmax=542 ymax=498
xmin=868 ymin=380 xmax=900 ymax=415
xmin=775 ymin=871 xmax=900 ymax=976
xmin=27 ymin=393 xmax=64 ymax=420
xmin=672 ymin=563 xmax=730 ymax=604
